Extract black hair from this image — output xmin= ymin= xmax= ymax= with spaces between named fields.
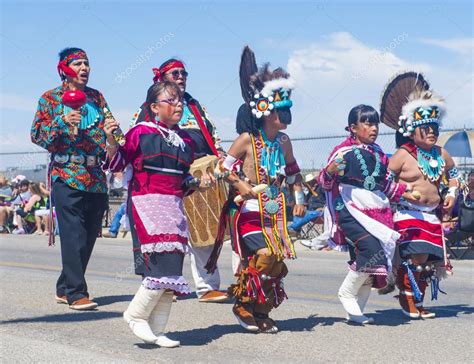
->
xmin=346 ymin=104 xmax=380 ymax=131
xmin=236 ymin=103 xmax=261 ymax=135
xmin=19 ymin=179 xmax=30 ymax=187
xmin=145 ymin=81 xmax=182 ymax=117
xmin=395 ymin=130 xmax=411 ymax=148
xmin=58 ymin=47 xmax=85 ymax=62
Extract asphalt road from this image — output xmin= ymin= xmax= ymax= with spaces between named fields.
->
xmin=0 ymin=234 xmax=473 ymax=363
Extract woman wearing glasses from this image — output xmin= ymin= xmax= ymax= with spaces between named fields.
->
xmin=104 ymin=81 xmax=210 ymax=348
xmin=130 ymin=58 xmax=229 ymax=304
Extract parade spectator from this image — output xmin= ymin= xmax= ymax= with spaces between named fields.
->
xmin=13 ymin=182 xmax=47 ymax=234
xmin=0 ymin=175 xmax=13 ymax=233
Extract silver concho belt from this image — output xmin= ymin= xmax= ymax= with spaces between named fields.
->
xmin=53 ymin=154 xmax=100 ymax=167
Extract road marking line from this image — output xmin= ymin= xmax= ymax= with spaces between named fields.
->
xmin=1 ymin=261 xmax=468 ymax=311
xmin=0 ymin=261 xmax=394 ymax=307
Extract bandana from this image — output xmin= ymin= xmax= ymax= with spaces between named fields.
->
xmin=152 ymin=61 xmax=185 ymax=82
xmin=57 ymin=50 xmax=88 ymax=79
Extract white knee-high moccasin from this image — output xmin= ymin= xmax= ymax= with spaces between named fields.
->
xmin=357 ymin=275 xmax=374 ymax=313
xmin=149 ymin=290 xmax=180 ymax=348
xmin=338 ymin=270 xmax=374 ymax=325
xmin=123 ymin=286 xmax=164 ymax=343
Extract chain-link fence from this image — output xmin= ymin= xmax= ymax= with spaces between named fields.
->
xmin=1 ymin=127 xmax=472 ymax=180
xmin=221 ymin=127 xmax=473 ymax=174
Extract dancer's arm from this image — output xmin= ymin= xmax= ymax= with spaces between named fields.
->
xmin=282 ymin=134 xmax=305 ymax=217
xmin=221 ymin=133 xmax=257 ymax=200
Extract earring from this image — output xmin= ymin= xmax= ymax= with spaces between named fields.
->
xmin=154 ymin=114 xmax=159 ymax=122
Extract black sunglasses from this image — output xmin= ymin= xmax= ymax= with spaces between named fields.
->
xmin=168 ymin=70 xmax=188 ymax=80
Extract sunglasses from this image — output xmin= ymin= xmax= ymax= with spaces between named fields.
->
xmin=156 ymin=97 xmax=184 ymax=106
xmin=168 ymin=70 xmax=188 ymax=80
xmin=419 ymin=123 xmax=439 ymax=136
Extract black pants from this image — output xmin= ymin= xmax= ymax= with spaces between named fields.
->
xmin=53 ymin=180 xmax=108 ymax=303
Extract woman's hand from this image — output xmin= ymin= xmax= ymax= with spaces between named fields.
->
xmin=327 ymin=153 xmax=346 ymax=176
xmin=197 ymin=172 xmax=217 ymax=191
xmin=104 ymin=118 xmax=120 ymax=145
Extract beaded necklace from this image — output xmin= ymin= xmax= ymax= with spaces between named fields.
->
xmin=352 ymin=145 xmax=381 ymax=191
xmin=416 ymin=146 xmax=445 ymax=182
xmin=259 ymin=128 xmax=286 ymax=179
xmin=63 ymin=101 xmax=101 ymax=130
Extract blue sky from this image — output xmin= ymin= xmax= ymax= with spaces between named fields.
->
xmin=1 ymin=0 xmax=472 ymax=169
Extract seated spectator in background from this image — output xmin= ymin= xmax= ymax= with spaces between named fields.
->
xmin=13 ymin=182 xmax=47 ymax=234
xmin=0 ymin=175 xmax=12 ymax=199
xmin=104 ymin=171 xmax=128 ymax=238
xmin=0 ymin=175 xmax=13 ymax=233
xmin=103 ymin=202 xmax=126 ymax=238
xmin=34 ymin=182 xmax=51 ymax=235
xmin=10 ymin=179 xmax=32 ymax=206
xmin=288 ymin=172 xmax=324 ymax=234
xmin=107 ymin=171 xmax=125 ymax=197
xmin=445 ymin=171 xmax=474 ymax=243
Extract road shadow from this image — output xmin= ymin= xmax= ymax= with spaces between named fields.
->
xmin=0 ymin=311 xmax=122 ymax=325
xmin=93 ymin=294 xmax=133 ymax=307
xmin=278 ymin=314 xmax=344 ymax=330
xmin=367 ymin=309 xmax=412 ymax=326
xmin=370 ymin=303 xmax=473 ymax=326
xmin=429 ymin=303 xmax=474 ymax=318
xmin=169 ymin=314 xmax=337 ymax=346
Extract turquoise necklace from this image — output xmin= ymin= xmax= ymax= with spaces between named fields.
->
xmin=63 ymin=101 xmax=101 ymax=130
xmin=416 ymin=146 xmax=445 ymax=182
xmin=352 ymin=145 xmax=381 ymax=191
xmin=259 ymin=128 xmax=286 ymax=179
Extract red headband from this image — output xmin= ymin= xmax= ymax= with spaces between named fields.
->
xmin=57 ymin=51 xmax=88 ymax=79
xmin=152 ymin=61 xmax=185 ymax=82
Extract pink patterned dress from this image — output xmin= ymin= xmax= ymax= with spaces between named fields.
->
xmin=107 ymin=121 xmax=195 ymax=295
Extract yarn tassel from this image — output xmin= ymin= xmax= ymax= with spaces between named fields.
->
xmin=403 ymin=262 xmax=422 ymax=301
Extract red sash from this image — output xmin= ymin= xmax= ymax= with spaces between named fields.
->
xmin=188 ymin=102 xmax=219 ymax=156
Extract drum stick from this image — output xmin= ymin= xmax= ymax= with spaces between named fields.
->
xmin=234 ymin=184 xmax=268 ymax=204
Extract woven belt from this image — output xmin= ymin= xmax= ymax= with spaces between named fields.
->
xmin=53 ymin=154 xmax=101 ymax=167
xmin=396 ymin=204 xmax=436 ymax=215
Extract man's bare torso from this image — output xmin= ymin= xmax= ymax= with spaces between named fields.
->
xmin=392 ymin=148 xmax=442 ymax=207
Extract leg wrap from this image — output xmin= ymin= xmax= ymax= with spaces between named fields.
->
xmin=228 ymin=254 xmax=287 ymax=315
xmin=228 ymin=254 xmax=274 ymax=304
xmin=396 ymin=264 xmax=421 ymax=318
xmin=254 ymin=256 xmax=288 ymax=315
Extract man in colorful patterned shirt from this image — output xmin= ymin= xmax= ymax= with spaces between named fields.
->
xmin=31 ymin=47 xmax=113 ymax=310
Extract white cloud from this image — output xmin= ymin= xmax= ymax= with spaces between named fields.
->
xmin=284 ymin=32 xmax=473 ymax=168
xmin=419 ymin=37 xmax=474 ymax=55
xmin=287 ymin=32 xmax=431 ymax=133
